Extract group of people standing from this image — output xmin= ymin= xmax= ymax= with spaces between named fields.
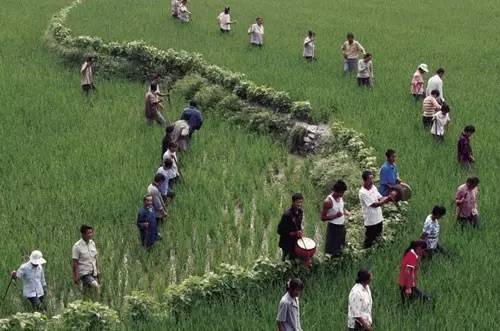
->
xmin=412 ymin=65 xmax=477 ymax=168
xmin=275 ymin=144 xmax=481 ymax=329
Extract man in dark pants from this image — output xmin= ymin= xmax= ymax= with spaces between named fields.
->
xmin=11 ymin=250 xmax=47 ymax=311
xmin=358 ymin=171 xmax=394 ymax=248
xmin=321 ymin=180 xmax=350 ymax=256
xmin=277 ymin=193 xmax=304 ymax=261
xmin=180 ymin=100 xmax=203 ymax=137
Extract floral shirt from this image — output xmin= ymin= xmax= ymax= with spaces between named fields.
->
xmin=411 ymin=70 xmax=425 ymax=95
xmin=422 ymin=215 xmax=440 ymax=249
xmin=347 ymin=283 xmax=372 ymax=329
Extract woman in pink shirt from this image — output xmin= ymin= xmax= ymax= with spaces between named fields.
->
xmin=456 ymin=176 xmax=480 ymax=229
xmin=411 ymin=63 xmax=428 ymax=102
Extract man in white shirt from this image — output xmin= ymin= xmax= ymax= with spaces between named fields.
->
xmin=177 ymin=0 xmax=191 ymax=23
xmin=303 ymin=30 xmax=316 ymax=61
xmin=321 ymin=180 xmax=350 ymax=256
xmin=341 ymin=32 xmax=365 ymax=74
xmin=11 ymin=250 xmax=47 ymax=311
xmin=426 ymin=68 xmax=445 ymax=103
xmin=72 ymin=225 xmax=101 ymax=294
xmin=217 ymin=7 xmax=235 ymax=33
xmin=276 ymin=278 xmax=303 ymax=331
xmin=357 ymin=53 xmax=374 ymax=87
xmin=248 ymin=17 xmax=264 ymax=46
xmin=359 ymin=170 xmax=394 ymax=248
xmin=348 ymin=270 xmax=373 ymax=331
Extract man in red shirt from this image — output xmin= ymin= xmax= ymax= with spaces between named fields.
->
xmin=398 ymin=240 xmax=431 ymax=305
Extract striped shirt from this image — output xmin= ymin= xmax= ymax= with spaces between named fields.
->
xmin=422 ymin=96 xmax=441 ymax=117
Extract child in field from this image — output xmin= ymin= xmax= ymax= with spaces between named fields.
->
xmin=217 ymin=7 xmax=236 ymax=33
xmin=303 ymin=30 xmax=316 ymax=61
xmin=178 ymin=0 xmax=191 ymax=22
xmin=248 ymin=17 xmax=264 ymax=46
xmin=421 ymin=205 xmax=447 ymax=256
xmin=411 ymin=64 xmax=428 ymax=101
xmin=431 ymin=103 xmax=451 ymax=143
xmin=422 ymin=89 xmax=441 ymax=128
xmin=357 ymin=53 xmax=373 ymax=87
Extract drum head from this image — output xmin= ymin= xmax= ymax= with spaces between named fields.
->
xmin=392 ymin=183 xmax=412 ymax=201
xmin=297 ymin=237 xmax=316 ymax=250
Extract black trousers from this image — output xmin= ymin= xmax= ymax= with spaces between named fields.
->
xmin=357 ymin=77 xmax=371 ymax=87
xmin=364 ymin=222 xmax=383 ymax=248
xmin=399 ymin=286 xmax=432 ymax=305
xmin=281 ymin=248 xmax=297 ymax=261
xmin=325 ymin=223 xmax=346 ymax=256
xmin=457 ymin=215 xmax=480 ymax=229
xmin=422 ymin=116 xmax=433 ymax=128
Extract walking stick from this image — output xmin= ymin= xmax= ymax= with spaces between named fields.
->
xmin=2 ymin=277 xmax=14 ymax=301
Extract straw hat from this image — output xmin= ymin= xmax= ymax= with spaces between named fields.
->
xmin=418 ymin=63 xmax=429 ymax=73
xmin=29 ymin=250 xmax=47 ymax=265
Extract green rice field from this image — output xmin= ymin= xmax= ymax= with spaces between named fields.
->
xmin=1 ymin=0 xmax=500 ymax=329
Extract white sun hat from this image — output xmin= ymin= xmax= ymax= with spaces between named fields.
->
xmin=29 ymin=250 xmax=47 ymax=265
xmin=418 ymin=63 xmax=429 ymax=73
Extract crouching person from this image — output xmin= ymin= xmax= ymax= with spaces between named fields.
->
xmin=72 ymin=225 xmax=101 ymax=295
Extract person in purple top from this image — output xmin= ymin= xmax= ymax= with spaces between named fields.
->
xmin=180 ymin=100 xmax=203 ymax=137
xmin=457 ymin=125 xmax=475 ymax=169
xmin=379 ymin=149 xmax=400 ymax=196
xmin=137 ymin=194 xmax=159 ymax=247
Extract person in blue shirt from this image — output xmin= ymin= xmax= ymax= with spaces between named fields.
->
xmin=11 ymin=250 xmax=47 ymax=311
xmin=180 ymin=100 xmax=203 ymax=137
xmin=379 ymin=149 xmax=401 ymax=196
xmin=137 ymin=194 xmax=159 ymax=248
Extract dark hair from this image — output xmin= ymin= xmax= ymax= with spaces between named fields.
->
xmin=308 ymin=30 xmax=314 ymax=37
xmin=404 ymin=240 xmax=427 ymax=255
xmin=224 ymin=6 xmax=230 ymax=14
xmin=286 ymin=277 xmax=304 ymax=291
xmin=150 ymin=83 xmax=158 ymax=92
xmin=256 ymin=17 xmax=262 ymax=21
xmin=163 ymin=158 xmax=174 ymax=168
xmin=431 ymin=205 xmax=447 ymax=217
xmin=362 ymin=170 xmax=373 ymax=181
xmin=292 ymin=193 xmax=304 ymax=202
xmin=466 ymin=176 xmax=480 ymax=187
xmin=86 ymin=56 xmax=93 ymax=62
xmin=347 ymin=32 xmax=354 ymax=38
xmin=189 ymin=100 xmax=197 ymax=107
xmin=385 ymin=149 xmax=396 ymax=159
xmin=165 ymin=125 xmax=175 ymax=134
xmin=355 ymin=269 xmax=371 ymax=284
xmin=332 ymin=180 xmax=347 ymax=193
xmin=464 ymin=125 xmax=476 ymax=134
xmin=364 ymin=53 xmax=372 ymax=59
xmin=143 ymin=194 xmax=152 ymax=202
xmin=436 ymin=68 xmax=445 ymax=75
xmin=168 ymin=142 xmax=178 ymax=149
xmin=441 ymin=103 xmax=450 ymax=113
xmin=80 ymin=224 xmax=93 ymax=234
xmin=154 ymin=173 xmax=165 ymax=183
xmin=430 ymin=89 xmax=440 ymax=97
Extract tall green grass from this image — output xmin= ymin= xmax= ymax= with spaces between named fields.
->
xmin=0 ymin=0 xmax=319 ymax=317
xmin=65 ymin=0 xmax=500 ymax=329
